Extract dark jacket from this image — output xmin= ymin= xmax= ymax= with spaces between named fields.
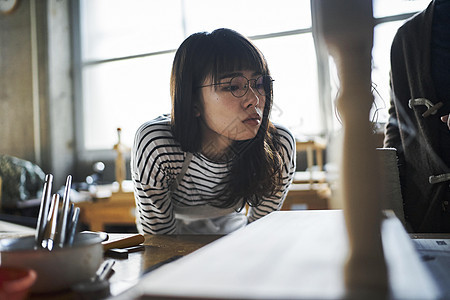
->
xmin=384 ymin=0 xmax=450 ymax=232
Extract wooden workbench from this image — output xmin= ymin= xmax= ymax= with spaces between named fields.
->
xmin=114 ymin=210 xmax=441 ymax=300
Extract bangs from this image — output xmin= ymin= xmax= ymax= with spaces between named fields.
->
xmin=207 ymin=30 xmax=268 ymax=83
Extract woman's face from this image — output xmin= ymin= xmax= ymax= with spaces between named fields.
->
xmin=197 ymin=70 xmax=267 ymax=152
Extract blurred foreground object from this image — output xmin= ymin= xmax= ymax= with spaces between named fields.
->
xmin=0 ymin=266 xmax=37 ymax=300
xmin=313 ymin=0 xmax=388 ymax=296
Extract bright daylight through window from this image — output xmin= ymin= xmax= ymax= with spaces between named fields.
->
xmin=75 ymin=0 xmax=430 ymax=152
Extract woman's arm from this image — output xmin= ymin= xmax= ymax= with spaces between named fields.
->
xmin=133 ymin=181 xmax=176 ymax=234
xmin=131 ymin=121 xmax=181 ymax=234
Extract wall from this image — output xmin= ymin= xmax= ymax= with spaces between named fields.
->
xmin=0 ymin=0 xmax=35 ymax=162
xmin=0 ymin=0 xmax=74 ymax=189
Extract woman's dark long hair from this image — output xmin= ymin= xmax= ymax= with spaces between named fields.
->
xmin=170 ymin=28 xmax=283 ymax=209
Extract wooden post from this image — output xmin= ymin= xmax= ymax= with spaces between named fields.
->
xmin=113 ymin=128 xmax=128 ymax=193
xmin=313 ymin=0 xmax=388 ymax=297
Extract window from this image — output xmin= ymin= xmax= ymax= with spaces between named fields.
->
xmin=73 ymin=0 xmax=431 ymax=156
xmin=371 ymin=0 xmax=431 ymax=124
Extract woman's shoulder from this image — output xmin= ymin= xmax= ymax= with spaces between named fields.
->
xmin=272 ymin=123 xmax=295 ymax=146
xmin=137 ymin=114 xmax=171 ymax=130
xmin=134 ymin=114 xmax=180 ymax=150
xmin=135 ymin=114 xmax=173 ymax=139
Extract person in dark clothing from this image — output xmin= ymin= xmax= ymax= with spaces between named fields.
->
xmin=384 ymin=0 xmax=450 ymax=232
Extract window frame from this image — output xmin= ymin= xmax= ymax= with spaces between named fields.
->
xmin=71 ymin=0 xmax=423 ymax=163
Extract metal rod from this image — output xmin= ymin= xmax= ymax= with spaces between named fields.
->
xmin=35 ymin=174 xmax=53 ymax=247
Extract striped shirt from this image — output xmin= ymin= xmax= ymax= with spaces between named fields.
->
xmin=131 ymin=115 xmax=296 ymax=234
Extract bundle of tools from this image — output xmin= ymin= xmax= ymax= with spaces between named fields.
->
xmin=34 ymin=174 xmax=79 ymax=250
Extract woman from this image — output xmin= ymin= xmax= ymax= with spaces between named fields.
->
xmin=131 ymin=28 xmax=296 ymax=234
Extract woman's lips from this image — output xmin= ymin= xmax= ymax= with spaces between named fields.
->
xmin=243 ymin=114 xmax=261 ymax=126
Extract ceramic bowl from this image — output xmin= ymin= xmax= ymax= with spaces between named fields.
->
xmin=0 ymin=232 xmax=104 ymax=293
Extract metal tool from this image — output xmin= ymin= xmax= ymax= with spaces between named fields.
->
xmin=43 ymin=194 xmax=60 ymax=250
xmin=71 ymin=259 xmax=115 ymax=299
xmin=34 ymin=174 xmax=80 ymax=250
xmin=56 ymin=175 xmax=72 ymax=247
xmin=35 ymin=174 xmax=53 ymax=248
xmin=66 ymin=206 xmax=80 ymax=246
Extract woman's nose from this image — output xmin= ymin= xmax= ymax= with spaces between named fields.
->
xmin=243 ymin=86 xmax=260 ymax=108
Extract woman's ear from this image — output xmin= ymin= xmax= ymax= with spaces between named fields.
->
xmin=193 ymin=96 xmax=202 ymax=117
xmin=193 ymin=103 xmax=201 ymax=117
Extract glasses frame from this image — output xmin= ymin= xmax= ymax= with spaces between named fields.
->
xmin=197 ymin=75 xmax=274 ymax=98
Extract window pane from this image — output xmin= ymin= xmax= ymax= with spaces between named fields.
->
xmin=327 ymin=20 xmax=407 ymax=129
xmin=77 ymin=1 xmax=320 ymax=152
xmin=254 ymin=33 xmax=321 ymax=138
xmin=80 ymin=0 xmax=184 ymax=61
xmin=82 ymin=53 xmax=174 ymax=149
xmin=371 ymin=20 xmax=406 ymax=123
xmin=373 ymin=0 xmax=430 ymax=18
xmin=183 ymin=0 xmax=311 ymax=37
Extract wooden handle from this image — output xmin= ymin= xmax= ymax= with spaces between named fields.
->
xmin=313 ymin=0 xmax=388 ymax=296
xmin=102 ymin=234 xmax=145 ymax=251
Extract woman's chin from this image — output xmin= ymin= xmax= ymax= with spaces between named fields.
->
xmin=233 ymin=132 xmax=258 ymax=141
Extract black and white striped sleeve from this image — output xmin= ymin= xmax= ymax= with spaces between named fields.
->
xmin=247 ymin=125 xmax=296 ymax=222
xmin=131 ymin=119 xmax=183 ymax=234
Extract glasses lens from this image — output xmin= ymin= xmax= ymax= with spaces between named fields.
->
xmin=255 ymin=75 xmax=272 ymax=96
xmin=230 ymin=76 xmax=248 ymax=97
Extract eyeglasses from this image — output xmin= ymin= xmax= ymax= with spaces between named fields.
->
xmin=198 ymin=75 xmax=274 ymax=98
